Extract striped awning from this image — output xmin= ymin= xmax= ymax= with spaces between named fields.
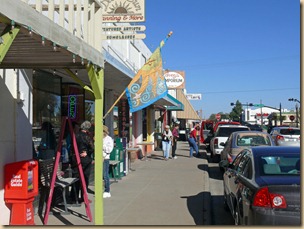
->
xmin=175 ymin=89 xmax=201 ymax=120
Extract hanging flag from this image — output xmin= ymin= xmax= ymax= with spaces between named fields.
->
xmin=126 ymin=32 xmax=172 ymax=113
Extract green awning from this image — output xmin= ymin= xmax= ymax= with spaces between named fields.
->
xmin=166 ymin=94 xmax=184 ymax=111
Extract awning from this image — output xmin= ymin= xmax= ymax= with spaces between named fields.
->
xmin=166 ymin=94 xmax=184 ymax=111
xmin=175 ymin=89 xmax=201 ymax=120
xmin=153 ymin=93 xmax=181 ymax=107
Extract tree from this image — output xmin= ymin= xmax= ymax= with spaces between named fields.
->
xmin=229 ymin=100 xmax=243 ymax=121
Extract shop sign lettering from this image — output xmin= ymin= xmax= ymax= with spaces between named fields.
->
xmin=68 ymin=95 xmax=77 ymax=119
xmin=164 ymin=71 xmax=185 ymax=89
xmin=10 ymin=174 xmax=23 ymax=187
xmin=26 ymin=208 xmax=32 ymax=221
xmin=101 ymin=0 xmax=145 ymax=22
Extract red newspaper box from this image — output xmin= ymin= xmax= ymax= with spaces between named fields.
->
xmin=4 ymin=160 xmax=39 ymax=225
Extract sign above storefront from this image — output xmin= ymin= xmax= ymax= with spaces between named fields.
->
xmin=101 ymin=0 xmax=145 ymax=23
xmin=186 ymin=94 xmax=202 ymax=100
xmin=102 ymin=25 xmax=146 ymax=32
xmin=164 ymin=70 xmax=185 ymax=89
xmin=101 ymin=33 xmax=146 ymax=40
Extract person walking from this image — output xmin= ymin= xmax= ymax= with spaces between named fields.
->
xmin=103 ymin=125 xmax=114 ymax=198
xmin=171 ymin=123 xmax=180 ymax=159
xmin=162 ymin=125 xmax=173 ymax=161
xmin=71 ymin=120 xmax=94 ymax=203
xmin=188 ymin=123 xmax=200 ymax=158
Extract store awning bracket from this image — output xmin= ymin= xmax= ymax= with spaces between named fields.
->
xmin=0 ymin=24 xmax=19 ymax=63
xmin=64 ymin=68 xmax=95 ymax=95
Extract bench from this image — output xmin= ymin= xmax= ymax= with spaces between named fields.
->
xmin=39 ymin=158 xmax=79 ymax=215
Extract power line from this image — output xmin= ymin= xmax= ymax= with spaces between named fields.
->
xmin=164 ymin=55 xmax=299 ymax=70
xmin=202 ymin=87 xmax=299 ymax=94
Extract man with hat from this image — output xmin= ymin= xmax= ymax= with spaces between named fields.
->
xmin=103 ymin=125 xmax=114 ymax=198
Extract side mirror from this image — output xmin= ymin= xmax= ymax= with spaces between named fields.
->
xmin=219 ymin=160 xmax=230 ymax=168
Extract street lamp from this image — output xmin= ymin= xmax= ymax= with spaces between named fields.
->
xmin=288 ymin=98 xmax=300 ymax=127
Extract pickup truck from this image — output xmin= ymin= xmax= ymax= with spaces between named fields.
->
xmin=209 ymin=125 xmax=250 ymax=161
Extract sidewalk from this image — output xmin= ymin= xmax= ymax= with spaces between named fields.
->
xmin=34 ymin=141 xmax=211 ymax=226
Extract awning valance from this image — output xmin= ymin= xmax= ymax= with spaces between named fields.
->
xmin=166 ymin=94 xmax=184 ymax=111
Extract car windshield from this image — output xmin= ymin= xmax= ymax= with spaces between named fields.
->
xmin=217 ymin=127 xmax=248 ymax=137
xmin=280 ymin=128 xmax=300 ymax=135
xmin=259 ymin=155 xmax=300 ymax=175
xmin=237 ymin=135 xmax=271 ymax=146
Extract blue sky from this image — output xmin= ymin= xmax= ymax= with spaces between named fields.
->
xmin=143 ymin=0 xmax=300 ymax=119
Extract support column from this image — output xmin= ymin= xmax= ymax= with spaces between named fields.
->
xmin=147 ymin=107 xmax=155 ymax=151
xmin=87 ymin=65 xmax=104 ymax=225
xmin=132 ymin=110 xmax=143 ymax=146
xmin=104 ymin=90 xmax=114 ymax=136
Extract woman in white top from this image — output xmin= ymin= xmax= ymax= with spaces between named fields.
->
xmin=162 ymin=125 xmax=173 ymax=161
xmin=103 ymin=125 xmax=114 ymax=198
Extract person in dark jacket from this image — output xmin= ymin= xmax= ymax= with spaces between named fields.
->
xmin=70 ymin=120 xmax=94 ymax=203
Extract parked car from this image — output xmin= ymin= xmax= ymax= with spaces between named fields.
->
xmin=209 ymin=125 xmax=250 ymax=161
xmin=269 ymin=126 xmax=300 ymax=146
xmin=222 ymin=146 xmax=300 ymax=225
xmin=220 ymin=131 xmax=275 ymax=163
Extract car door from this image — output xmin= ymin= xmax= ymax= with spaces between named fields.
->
xmin=221 ymin=134 xmax=233 ymax=161
xmin=223 ymin=151 xmax=245 ymax=210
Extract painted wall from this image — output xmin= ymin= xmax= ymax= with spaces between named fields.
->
xmin=0 ymin=69 xmax=32 ymax=225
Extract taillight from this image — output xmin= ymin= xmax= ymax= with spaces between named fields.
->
xmin=227 ymin=154 xmax=233 ymax=163
xmin=276 ymin=135 xmax=284 ymax=141
xmin=214 ymin=138 xmax=218 ymax=148
xmin=253 ymin=187 xmax=287 ymax=209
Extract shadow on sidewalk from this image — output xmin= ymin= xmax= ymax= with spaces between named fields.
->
xmin=181 ymin=191 xmax=211 ymax=225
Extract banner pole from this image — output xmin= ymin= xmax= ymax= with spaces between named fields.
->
xmin=103 ymin=90 xmax=126 ymax=119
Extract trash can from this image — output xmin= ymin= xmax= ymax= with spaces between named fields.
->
xmin=4 ymin=160 xmax=39 ymax=225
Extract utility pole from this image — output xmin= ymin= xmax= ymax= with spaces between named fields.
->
xmin=260 ymin=99 xmax=263 ymax=130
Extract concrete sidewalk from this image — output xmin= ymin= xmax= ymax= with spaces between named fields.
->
xmin=34 ymin=141 xmax=211 ymax=226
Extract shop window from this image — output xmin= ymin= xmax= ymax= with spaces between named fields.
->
xmin=32 ymin=71 xmax=61 ymax=159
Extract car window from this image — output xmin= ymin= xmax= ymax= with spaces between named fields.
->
xmin=217 ymin=127 xmax=249 ymax=137
xmin=280 ymin=129 xmax=300 ymax=135
xmin=260 ymin=156 xmax=300 ymax=175
xmin=231 ymin=149 xmax=250 ymax=170
xmin=242 ymin=157 xmax=253 ymax=179
xmin=236 ymin=135 xmax=271 ymax=146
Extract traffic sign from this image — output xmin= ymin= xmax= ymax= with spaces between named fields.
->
xmin=253 ymin=104 xmax=264 ymax=108
xmin=289 ymin=115 xmax=295 ymax=121
xmin=215 ymin=113 xmax=221 ymax=120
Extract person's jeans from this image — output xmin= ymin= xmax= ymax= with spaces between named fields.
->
xmin=103 ymin=159 xmax=110 ymax=193
xmin=188 ymin=137 xmax=198 ymax=157
xmin=162 ymin=141 xmax=171 ymax=159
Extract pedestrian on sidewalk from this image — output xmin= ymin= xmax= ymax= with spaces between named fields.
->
xmin=171 ymin=123 xmax=180 ymax=159
xmin=103 ymin=125 xmax=114 ymax=198
xmin=188 ymin=122 xmax=200 ymax=158
xmin=162 ymin=125 xmax=173 ymax=161
xmin=71 ymin=120 xmax=94 ymax=203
